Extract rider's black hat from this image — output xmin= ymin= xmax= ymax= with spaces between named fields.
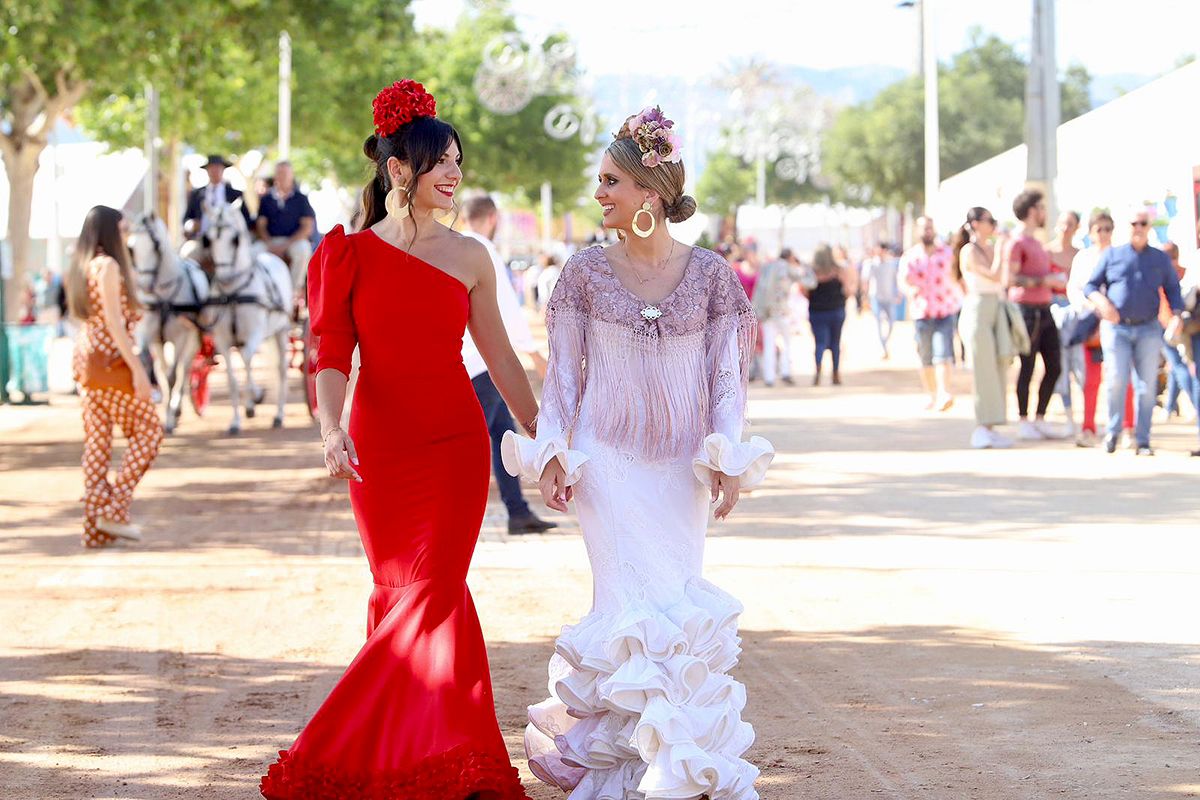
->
xmin=204 ymin=154 xmax=233 ymax=168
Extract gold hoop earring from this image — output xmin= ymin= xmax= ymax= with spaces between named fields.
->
xmin=631 ymin=201 xmax=656 ymax=239
xmin=385 ymin=186 xmax=410 ymax=221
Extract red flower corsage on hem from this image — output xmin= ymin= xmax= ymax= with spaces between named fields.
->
xmin=373 ymin=80 xmax=437 ymax=138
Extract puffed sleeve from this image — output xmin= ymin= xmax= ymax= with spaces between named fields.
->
xmin=308 ymin=224 xmax=358 ymax=379
xmin=693 ymin=254 xmax=774 ymax=488
xmin=501 ymin=252 xmax=591 ymax=485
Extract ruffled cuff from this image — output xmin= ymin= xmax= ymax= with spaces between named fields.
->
xmin=692 ymin=433 xmax=774 ymax=488
xmin=500 ymin=430 xmax=589 ymax=486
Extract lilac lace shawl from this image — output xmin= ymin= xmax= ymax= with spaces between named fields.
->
xmin=540 ymin=245 xmax=756 ymax=462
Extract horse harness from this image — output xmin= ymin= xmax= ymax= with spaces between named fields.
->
xmin=136 ymin=219 xmax=207 ymax=347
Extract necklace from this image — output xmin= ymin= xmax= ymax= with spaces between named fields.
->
xmin=624 ymin=239 xmax=675 ymax=285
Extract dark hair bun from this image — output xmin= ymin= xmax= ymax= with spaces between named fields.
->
xmin=363 ymin=134 xmax=380 ymax=161
xmin=666 ymin=194 xmax=697 ymax=224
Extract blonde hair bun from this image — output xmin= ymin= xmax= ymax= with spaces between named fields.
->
xmin=666 ymin=195 xmax=697 ymax=223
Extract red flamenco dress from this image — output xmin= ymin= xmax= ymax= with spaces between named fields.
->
xmin=260 ymin=225 xmax=529 ymax=799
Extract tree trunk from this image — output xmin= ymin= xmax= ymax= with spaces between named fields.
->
xmin=1 ymin=68 xmax=88 ymax=320
xmin=162 ymin=137 xmax=184 ymax=247
xmin=1 ymin=137 xmax=46 ymax=321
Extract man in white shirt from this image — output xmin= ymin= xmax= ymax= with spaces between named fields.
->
xmin=461 ymin=195 xmax=555 ymax=534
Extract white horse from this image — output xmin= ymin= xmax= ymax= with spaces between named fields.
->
xmin=200 ymin=202 xmax=293 ymax=434
xmin=129 ymin=211 xmax=210 ymax=435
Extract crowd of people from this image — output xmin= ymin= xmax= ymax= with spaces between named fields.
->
xmin=949 ymin=190 xmax=1195 ymax=456
xmin=700 ymin=188 xmax=1198 ymax=458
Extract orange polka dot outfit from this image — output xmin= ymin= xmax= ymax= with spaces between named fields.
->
xmin=72 ymin=259 xmax=164 ymax=548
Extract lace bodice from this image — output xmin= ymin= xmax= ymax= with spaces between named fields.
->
xmin=539 ymin=245 xmax=756 ymax=462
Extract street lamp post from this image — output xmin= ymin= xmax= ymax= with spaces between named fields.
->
xmin=921 ymin=0 xmax=939 ymax=217
xmin=1025 ymin=0 xmax=1059 ymax=225
xmin=279 ymin=31 xmax=292 ymax=160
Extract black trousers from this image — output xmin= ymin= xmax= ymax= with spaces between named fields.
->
xmin=1016 ymin=304 xmax=1062 ymax=418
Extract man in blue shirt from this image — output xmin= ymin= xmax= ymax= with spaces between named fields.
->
xmin=1084 ymin=207 xmax=1183 ymax=455
xmin=256 ymin=161 xmax=316 ymax=301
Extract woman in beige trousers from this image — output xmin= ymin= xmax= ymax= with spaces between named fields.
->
xmin=954 ymin=207 xmax=1012 ymax=449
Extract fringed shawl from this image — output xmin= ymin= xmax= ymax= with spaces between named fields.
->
xmin=540 ymin=246 xmax=756 ymax=463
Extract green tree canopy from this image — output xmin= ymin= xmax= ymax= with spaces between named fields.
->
xmin=822 ymin=30 xmax=1093 ymax=208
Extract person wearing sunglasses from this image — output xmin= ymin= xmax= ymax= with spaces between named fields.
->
xmin=1066 ymin=211 xmax=1129 ymax=447
xmin=1083 ymin=208 xmax=1185 ymax=455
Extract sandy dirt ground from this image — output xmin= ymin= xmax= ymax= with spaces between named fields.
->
xmin=1 ymin=312 xmax=1198 ymax=800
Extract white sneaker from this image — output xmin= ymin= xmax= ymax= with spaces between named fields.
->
xmin=1017 ymin=420 xmax=1045 ymax=440
xmin=97 ymin=518 xmax=143 ymax=542
xmin=970 ymin=426 xmax=994 ymax=449
xmin=988 ymin=430 xmax=1015 ymax=449
xmin=1033 ymin=420 xmax=1062 ymax=439
xmin=1061 ymin=419 xmax=1077 ymax=439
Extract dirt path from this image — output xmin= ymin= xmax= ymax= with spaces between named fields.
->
xmin=1 ymin=313 xmax=1197 ymax=799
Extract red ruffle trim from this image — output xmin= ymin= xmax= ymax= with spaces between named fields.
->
xmin=260 ymin=743 xmax=530 ymax=800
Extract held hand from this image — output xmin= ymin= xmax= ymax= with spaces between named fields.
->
xmin=132 ymin=367 xmax=153 ymax=403
xmin=323 ymin=428 xmax=362 ymax=482
xmin=710 ymin=472 xmax=741 ymax=521
xmin=538 ymin=458 xmax=572 ymax=513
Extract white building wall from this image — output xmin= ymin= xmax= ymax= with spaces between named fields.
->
xmin=933 ymin=61 xmax=1200 ymax=263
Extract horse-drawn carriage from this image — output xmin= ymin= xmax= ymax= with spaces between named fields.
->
xmin=130 ymin=208 xmax=319 ymax=435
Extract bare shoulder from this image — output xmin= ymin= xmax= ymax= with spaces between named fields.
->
xmin=440 ymin=228 xmax=493 ymax=284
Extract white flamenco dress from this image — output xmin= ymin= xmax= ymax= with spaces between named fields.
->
xmin=502 ymin=245 xmax=773 ymax=800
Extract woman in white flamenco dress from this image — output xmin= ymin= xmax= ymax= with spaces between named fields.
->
xmin=503 ymin=107 xmax=774 ymax=800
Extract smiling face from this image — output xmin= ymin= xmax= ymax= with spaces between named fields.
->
xmin=390 ymin=139 xmax=462 ymax=215
xmin=594 ymin=151 xmax=654 ymax=231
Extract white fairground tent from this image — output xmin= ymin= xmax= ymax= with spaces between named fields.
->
xmin=735 ymin=203 xmax=891 ymax=261
xmin=0 ymin=122 xmax=148 ymax=273
xmin=932 ymin=60 xmax=1200 ymax=265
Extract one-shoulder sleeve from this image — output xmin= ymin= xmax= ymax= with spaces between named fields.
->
xmin=308 ymin=225 xmax=358 ymax=379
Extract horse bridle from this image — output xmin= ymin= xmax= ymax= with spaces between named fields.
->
xmin=134 ymin=215 xmax=183 ymax=303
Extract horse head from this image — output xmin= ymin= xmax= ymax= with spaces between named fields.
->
xmin=204 ymin=201 xmax=252 ymax=286
xmin=128 ymin=211 xmax=174 ymax=294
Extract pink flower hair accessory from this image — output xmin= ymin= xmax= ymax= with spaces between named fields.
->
xmin=373 ymin=79 xmax=437 ymax=138
xmin=616 ymin=105 xmax=683 ymax=168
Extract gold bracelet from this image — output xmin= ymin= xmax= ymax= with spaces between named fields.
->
xmin=322 ymin=427 xmax=342 ymax=446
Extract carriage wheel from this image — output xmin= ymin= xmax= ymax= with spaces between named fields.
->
xmin=302 ymin=320 xmax=319 ymax=420
xmin=190 ymin=334 xmax=216 ymax=416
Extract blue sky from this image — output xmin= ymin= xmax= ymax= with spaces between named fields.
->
xmin=412 ymin=0 xmax=1199 ymax=79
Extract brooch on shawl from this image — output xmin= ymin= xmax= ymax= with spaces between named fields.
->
xmin=640 ymin=305 xmax=664 ymax=322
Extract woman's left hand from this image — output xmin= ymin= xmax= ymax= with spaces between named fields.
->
xmin=710 ymin=472 xmax=741 ymax=521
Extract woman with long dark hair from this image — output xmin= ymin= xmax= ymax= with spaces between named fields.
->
xmin=953 ymin=207 xmax=1013 ymax=448
xmin=259 ymin=81 xmax=536 ymax=799
xmin=67 ymin=205 xmax=163 ymax=547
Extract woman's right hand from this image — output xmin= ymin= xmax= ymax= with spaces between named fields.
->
xmin=132 ymin=367 xmax=153 ymax=403
xmin=323 ymin=428 xmax=362 ymax=482
xmin=539 ymin=458 xmax=572 ymax=512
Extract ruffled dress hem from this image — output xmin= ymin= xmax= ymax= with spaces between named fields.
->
xmin=260 ymin=743 xmax=529 ymax=800
xmin=524 ymin=577 xmax=760 ymax=800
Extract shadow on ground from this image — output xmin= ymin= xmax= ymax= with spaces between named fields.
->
xmin=2 ymin=627 xmax=1196 ymax=799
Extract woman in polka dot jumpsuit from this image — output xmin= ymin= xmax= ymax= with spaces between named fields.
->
xmin=67 ymin=206 xmax=164 ymax=548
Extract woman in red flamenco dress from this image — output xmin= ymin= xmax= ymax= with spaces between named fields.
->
xmin=260 ymin=81 xmax=538 ymax=799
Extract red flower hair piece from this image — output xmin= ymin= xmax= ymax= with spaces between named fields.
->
xmin=372 ymin=79 xmax=437 ymax=138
